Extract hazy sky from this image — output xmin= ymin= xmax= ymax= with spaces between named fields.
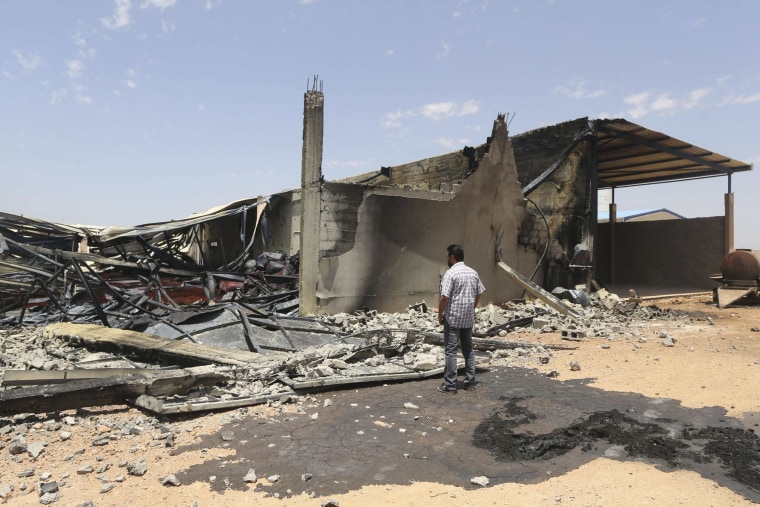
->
xmin=2 ymin=1 xmax=759 ymax=246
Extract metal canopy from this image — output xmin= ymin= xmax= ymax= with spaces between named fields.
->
xmin=594 ymin=119 xmax=753 ymax=188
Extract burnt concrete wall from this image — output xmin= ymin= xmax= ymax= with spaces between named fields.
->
xmin=511 ymin=120 xmax=594 ymax=290
xmin=320 ymin=183 xmax=366 ymax=257
xmin=595 ymin=216 xmax=724 ymax=288
xmin=192 ymin=212 xmax=258 ymax=269
xmin=512 ymin=118 xmax=589 ymax=188
xmin=315 ymin=117 xmax=538 ymax=313
xmin=386 ymin=145 xmax=489 ymax=190
xmin=258 ymin=192 xmax=298 ymax=257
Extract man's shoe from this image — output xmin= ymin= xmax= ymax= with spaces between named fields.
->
xmin=438 ymin=383 xmax=457 ymax=394
xmin=462 ymin=382 xmax=476 ymax=391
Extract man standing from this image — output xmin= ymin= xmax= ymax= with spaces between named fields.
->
xmin=437 ymin=244 xmax=485 ymax=394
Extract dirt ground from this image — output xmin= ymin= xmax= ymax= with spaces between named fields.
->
xmin=2 ymin=293 xmax=760 ymax=506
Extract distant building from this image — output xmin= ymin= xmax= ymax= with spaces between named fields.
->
xmin=598 ymin=209 xmax=685 ymax=223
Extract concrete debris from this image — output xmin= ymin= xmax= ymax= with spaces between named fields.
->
xmin=0 ymin=276 xmax=688 ymax=421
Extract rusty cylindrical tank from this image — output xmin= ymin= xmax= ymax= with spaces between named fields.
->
xmin=720 ymin=249 xmax=760 ymax=284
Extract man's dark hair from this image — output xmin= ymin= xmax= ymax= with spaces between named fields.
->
xmin=447 ymin=244 xmax=464 ymax=262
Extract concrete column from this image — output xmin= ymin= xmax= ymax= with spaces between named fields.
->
xmin=299 ymin=82 xmax=324 ymax=316
xmin=609 ymin=202 xmax=616 ymax=284
xmin=725 ymin=192 xmax=734 ymax=254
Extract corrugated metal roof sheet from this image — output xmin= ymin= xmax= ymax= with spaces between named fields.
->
xmin=595 ymin=119 xmax=752 ymax=188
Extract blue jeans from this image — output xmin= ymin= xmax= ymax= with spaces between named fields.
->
xmin=443 ymin=319 xmax=475 ymax=390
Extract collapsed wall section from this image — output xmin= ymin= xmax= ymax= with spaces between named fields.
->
xmin=314 ymin=116 xmax=538 ymax=314
xmin=382 ymin=145 xmax=490 ymax=190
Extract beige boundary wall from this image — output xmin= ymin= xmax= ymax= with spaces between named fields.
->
xmin=595 ymin=216 xmax=725 ymax=289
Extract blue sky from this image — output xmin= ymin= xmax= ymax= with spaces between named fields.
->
xmin=2 ymin=1 xmax=759 ymax=247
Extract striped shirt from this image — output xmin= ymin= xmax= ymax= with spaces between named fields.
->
xmin=440 ymin=261 xmax=485 ymax=328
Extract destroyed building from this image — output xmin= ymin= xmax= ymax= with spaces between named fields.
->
xmin=264 ymin=90 xmax=753 ymax=316
xmin=0 ymin=81 xmax=753 ymax=419
xmin=0 ymin=85 xmax=753 ymax=321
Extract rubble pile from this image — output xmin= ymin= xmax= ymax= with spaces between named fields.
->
xmin=0 ymin=286 xmax=702 ymax=503
xmin=0 ymin=287 xmax=687 ymax=419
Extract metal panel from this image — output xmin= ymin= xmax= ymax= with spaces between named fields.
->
xmin=595 ymin=119 xmax=752 ymax=188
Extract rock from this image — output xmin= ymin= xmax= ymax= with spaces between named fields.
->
xmin=8 ymin=436 xmax=27 ymax=455
xmin=403 ymin=402 xmax=419 ymax=410
xmin=323 ymin=399 xmax=333 ymax=408
xmin=470 ymin=475 xmax=490 ymax=487
xmin=39 ymin=492 xmax=59 ymax=505
xmin=99 ymin=483 xmax=115 ymax=493
xmin=60 ymin=431 xmax=72 ymax=441
xmin=412 ymin=353 xmax=439 ymax=371
xmin=76 ymin=502 xmax=95 ymax=507
xmin=18 ymin=468 xmax=35 ymax=478
xmin=0 ymin=485 xmax=13 ymax=500
xmin=27 ymin=442 xmax=46 ymax=459
xmin=161 ymin=474 xmax=181 ymax=486
xmin=662 ymin=337 xmax=676 ymax=347
xmin=569 ymin=361 xmax=581 ymax=371
xmin=221 ymin=431 xmax=234 ymax=441
xmin=124 ymin=425 xmax=143 ymax=436
xmin=243 ymin=469 xmax=257 ymax=483
xmin=91 ymin=437 xmax=109 ymax=447
xmin=301 ymin=473 xmax=313 ymax=482
xmin=126 ymin=459 xmax=147 ymax=477
xmin=77 ymin=465 xmax=94 ymax=475
xmin=267 ymin=475 xmax=280 ymax=483
xmin=326 ymin=358 xmax=349 ymax=369
xmin=365 ymin=356 xmax=385 ymax=367
xmin=321 ymin=500 xmax=340 ymax=507
xmin=37 ymin=481 xmax=59 ymax=495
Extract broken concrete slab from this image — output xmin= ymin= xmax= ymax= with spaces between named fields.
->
xmin=43 ymin=322 xmax=269 ymax=367
xmin=0 ymin=366 xmax=230 ymax=414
